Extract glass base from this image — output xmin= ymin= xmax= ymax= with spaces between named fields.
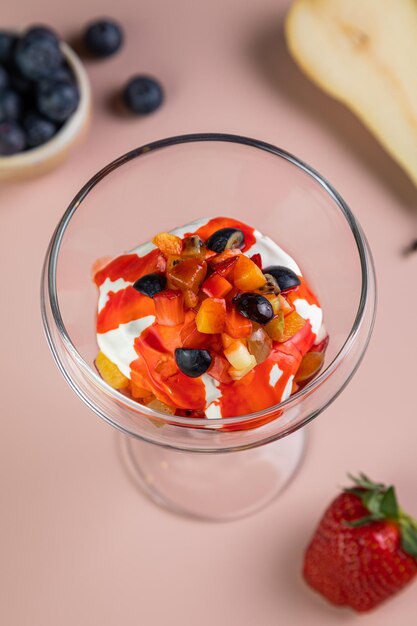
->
xmin=123 ymin=429 xmax=307 ymax=521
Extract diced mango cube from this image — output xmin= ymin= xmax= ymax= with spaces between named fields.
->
xmin=233 ymin=255 xmax=266 ymax=291
xmin=295 ymin=351 xmax=324 ymax=383
xmin=95 ymin=351 xmax=130 ymax=389
xmin=195 ymin=297 xmax=226 ymax=334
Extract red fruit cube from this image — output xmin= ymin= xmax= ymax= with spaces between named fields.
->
xmin=250 ymin=253 xmax=262 ymax=269
xmin=224 ymin=306 xmax=252 ymax=338
xmin=202 ymin=273 xmax=233 ymax=298
xmin=208 ymin=354 xmax=232 ymax=384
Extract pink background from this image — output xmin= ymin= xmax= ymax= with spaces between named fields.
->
xmin=1 ymin=0 xmax=417 ymax=624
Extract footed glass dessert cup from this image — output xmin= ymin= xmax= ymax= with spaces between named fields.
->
xmin=41 ymin=133 xmax=376 ymax=521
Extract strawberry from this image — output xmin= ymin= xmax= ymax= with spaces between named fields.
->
xmin=303 ymin=474 xmax=417 ymax=612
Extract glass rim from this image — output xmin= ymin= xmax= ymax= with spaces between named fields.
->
xmin=44 ymin=132 xmax=376 ymax=428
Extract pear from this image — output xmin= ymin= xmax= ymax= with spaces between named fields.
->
xmin=285 ymin=0 xmax=417 ymax=187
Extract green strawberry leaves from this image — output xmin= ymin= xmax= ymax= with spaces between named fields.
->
xmin=399 ymin=515 xmax=417 ymax=557
xmin=344 ymin=474 xmax=417 ymax=559
xmin=380 ymin=486 xmax=399 ymax=518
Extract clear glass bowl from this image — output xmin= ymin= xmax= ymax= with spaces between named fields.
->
xmin=41 ymin=133 xmax=376 ymax=520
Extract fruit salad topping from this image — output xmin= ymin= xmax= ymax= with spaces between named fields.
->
xmin=94 ymin=217 xmax=327 ymax=419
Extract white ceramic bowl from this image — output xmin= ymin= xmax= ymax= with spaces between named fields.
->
xmin=0 ymin=41 xmax=91 ymax=180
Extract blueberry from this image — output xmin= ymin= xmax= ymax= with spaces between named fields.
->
xmin=206 ymin=228 xmax=245 ymax=253
xmin=49 ymin=65 xmax=75 ymax=84
xmin=15 ymin=35 xmax=63 ymax=81
xmin=84 ymin=19 xmax=123 ymax=58
xmin=23 ymin=112 xmax=56 ymax=148
xmin=123 ymin=76 xmax=163 ymax=114
xmin=0 ymin=32 xmax=18 ymax=64
xmin=234 ymin=293 xmax=274 ymax=325
xmin=8 ymin=67 xmax=32 ymax=96
xmin=24 ymin=25 xmax=60 ymax=47
xmin=0 ymin=121 xmax=25 ymax=155
xmin=175 ymin=348 xmax=212 ymax=378
xmin=0 ymin=89 xmax=22 ymax=122
xmin=133 ymin=272 xmax=167 ymax=298
xmin=0 ymin=66 xmax=8 ymax=90
xmin=37 ymin=79 xmax=79 ymax=122
xmin=262 ymin=266 xmax=301 ymax=292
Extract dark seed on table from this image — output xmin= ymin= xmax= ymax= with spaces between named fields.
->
xmin=84 ymin=19 xmax=123 ymax=58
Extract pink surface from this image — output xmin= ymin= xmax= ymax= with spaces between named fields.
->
xmin=1 ymin=0 xmax=416 ymax=624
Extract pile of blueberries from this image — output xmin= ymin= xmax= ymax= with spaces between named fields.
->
xmin=0 ymin=26 xmax=80 ymax=155
xmin=0 ymin=20 xmax=164 ymax=156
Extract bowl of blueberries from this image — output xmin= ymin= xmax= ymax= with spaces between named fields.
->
xmin=0 ymin=24 xmax=91 ymax=179
xmin=0 ymin=19 xmax=165 ymax=180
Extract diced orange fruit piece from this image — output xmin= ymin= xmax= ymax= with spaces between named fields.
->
xmin=196 ymin=297 xmax=226 ymax=334
xmin=278 ymin=294 xmax=295 ymax=316
xmin=183 ymin=289 xmax=199 ymax=308
xmin=281 ymin=311 xmax=306 ymax=342
xmin=224 ymin=340 xmax=254 ymax=369
xmin=166 ymin=255 xmax=183 ymax=273
xmin=265 ymin=311 xmax=285 ymax=341
xmin=204 ymin=249 xmax=217 ymax=261
xmin=95 ymin=351 xmax=130 ymax=389
xmin=168 ymin=258 xmax=207 ymax=292
xmin=225 ymin=306 xmax=252 ymax=338
xmin=153 ymin=289 xmax=185 ymax=326
xmin=152 ymin=232 xmax=183 ymax=256
xmin=202 ymin=273 xmax=233 ymax=298
xmin=295 ymin=351 xmax=325 ymax=383
xmin=221 ymin=333 xmax=235 ymax=349
xmin=130 ymin=382 xmax=152 ymax=400
xmin=145 ymin=397 xmax=176 ymax=416
xmin=233 ymin=255 xmax=267 ymax=291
